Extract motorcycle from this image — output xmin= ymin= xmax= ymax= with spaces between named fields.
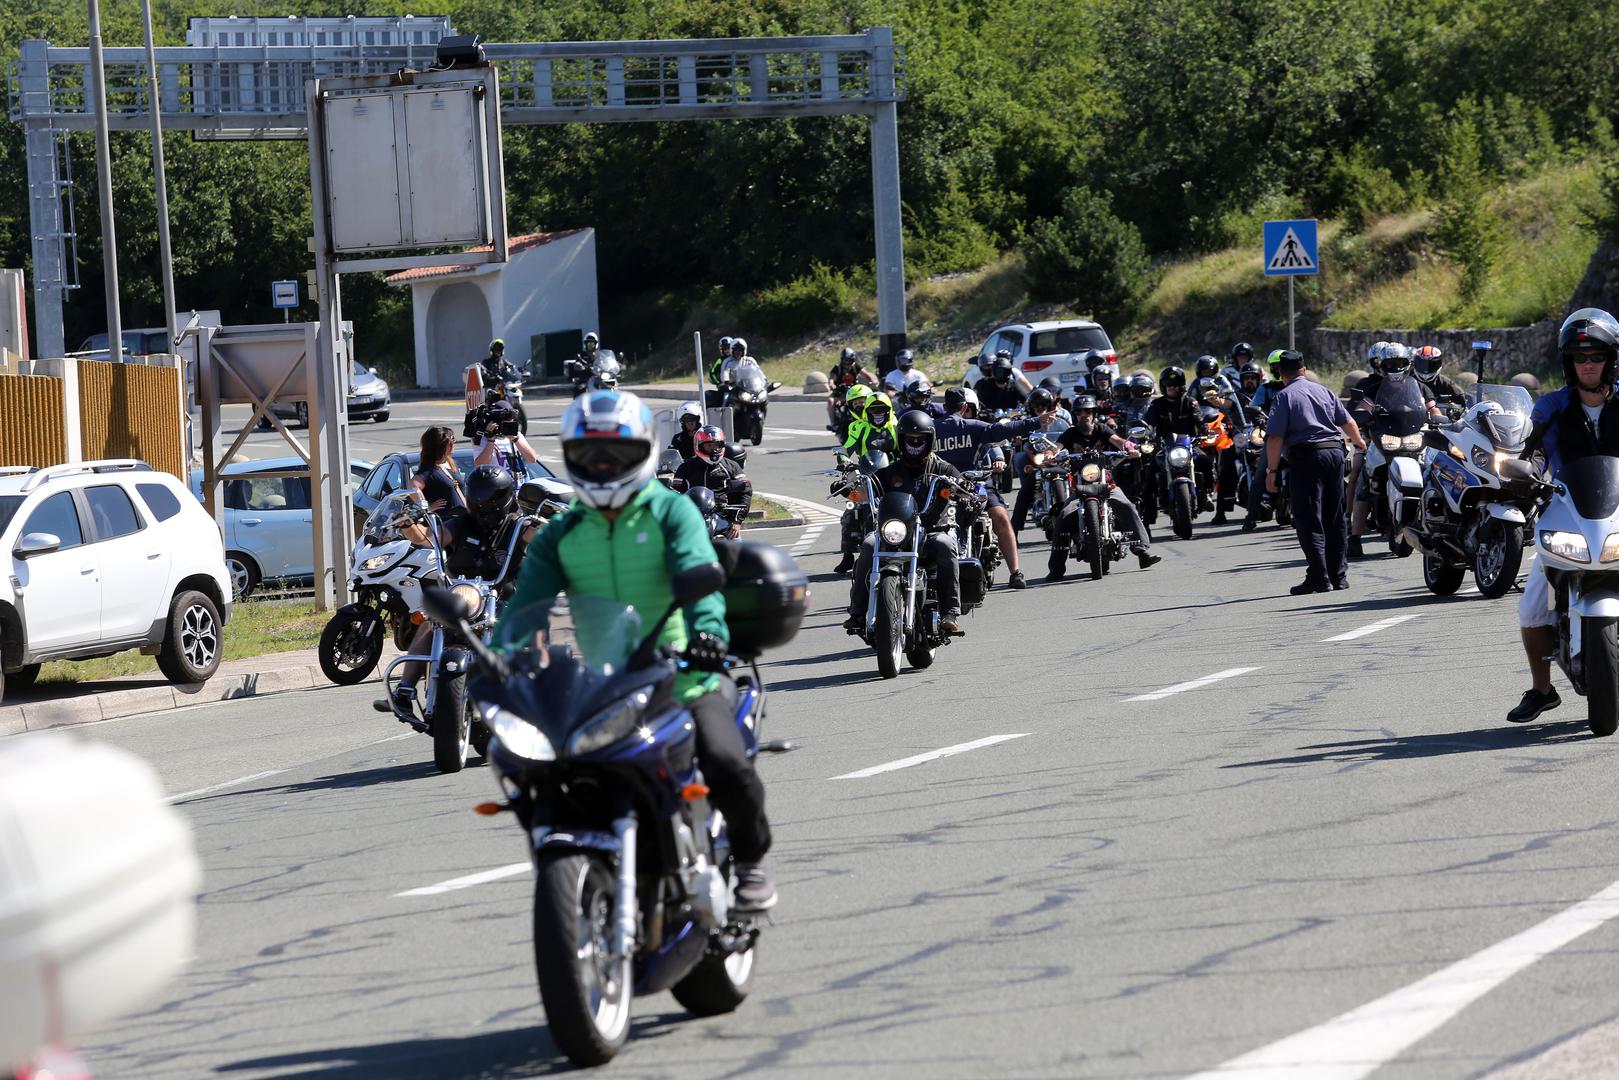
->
xmin=1113 ymin=420 xmax=1159 ymax=525
xmin=428 ymin=540 xmax=807 ymax=1065
xmin=1160 ymin=425 xmax=1205 ymax=541
xmin=483 ymin=360 xmax=530 ymax=433
xmin=1506 ymin=455 xmax=1619 ymax=736
xmin=826 ymin=447 xmax=887 ymax=573
xmin=1024 ymin=432 xmax=1073 ymax=541
xmin=318 ymin=493 xmax=444 ymax=685
xmin=717 ymin=358 xmax=781 ymax=446
xmin=959 ymin=467 xmax=1003 ymax=585
xmin=373 ymin=498 xmax=540 ymax=773
xmin=1234 ymin=417 xmax=1292 ymax=528
xmin=1066 ymin=448 xmax=1132 ymax=580
xmin=1363 ymin=373 xmax=1428 ymax=557
xmin=685 ymin=481 xmax=750 ymax=539
xmin=856 ymin=473 xmax=980 ymax=678
xmin=588 ymin=349 xmax=622 ymax=393
xmin=1406 ymin=383 xmax=1536 ymax=598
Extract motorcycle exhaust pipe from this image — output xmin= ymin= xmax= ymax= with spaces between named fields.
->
xmin=1399 ymin=527 xmax=1457 ymax=558
xmin=611 ymin=814 xmax=638 ymax=961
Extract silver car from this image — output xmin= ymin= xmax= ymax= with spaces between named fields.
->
xmin=266 ymin=360 xmax=391 ymax=428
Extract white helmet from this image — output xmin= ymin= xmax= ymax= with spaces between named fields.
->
xmin=560 ymin=391 xmax=656 ymax=510
xmin=730 ymin=337 xmax=748 ymax=355
xmin=676 ymin=400 xmax=703 ymax=425
xmin=1368 ymin=340 xmax=1389 ymax=363
xmin=718 ymin=335 xmax=733 ymax=353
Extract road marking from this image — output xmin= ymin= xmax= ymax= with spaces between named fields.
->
xmin=790 ymin=525 xmax=825 ymax=556
xmin=395 ymin=861 xmax=531 ymax=898
xmin=1322 ymin=613 xmax=1421 ymax=642
xmin=1124 ymin=667 xmax=1259 ymax=703
xmin=830 ymin=734 xmax=1032 ymax=780
xmin=760 ymin=491 xmax=842 ymax=526
xmin=768 ymin=427 xmax=836 ymax=438
xmin=1189 ymin=877 xmax=1619 ymax=1079
xmin=165 ymin=769 xmax=285 ymax=805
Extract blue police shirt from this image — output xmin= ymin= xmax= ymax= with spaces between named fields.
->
xmin=933 ymin=414 xmax=1042 ymax=471
xmin=1268 ymin=378 xmax=1350 ymax=451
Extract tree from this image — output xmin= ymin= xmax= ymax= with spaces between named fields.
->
xmin=1022 ymin=186 xmax=1158 ymax=328
xmin=1434 ymin=110 xmax=1503 ymax=304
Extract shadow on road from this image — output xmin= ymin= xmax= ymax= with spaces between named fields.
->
xmin=765 ymin=647 xmax=868 ymax=667
xmin=768 ymin=668 xmax=881 ymax=692
xmin=217 ymin=1025 xmax=570 ymax=1078
xmin=185 ymin=761 xmax=449 ymax=804
xmin=1287 ymin=590 xmax=1467 ymax=617
xmin=1223 ymin=720 xmax=1594 ymax=768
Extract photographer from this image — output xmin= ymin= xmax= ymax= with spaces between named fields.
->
xmin=466 ymin=399 xmax=538 ymax=474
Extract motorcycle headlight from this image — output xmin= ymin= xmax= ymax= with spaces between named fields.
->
xmin=450 ymin=583 xmax=486 ymax=620
xmin=1470 ymin=448 xmax=1499 ymax=475
xmin=565 ymin=687 xmax=655 ymax=756
xmin=881 ymin=518 xmax=909 ymax=545
xmin=1080 ymin=463 xmax=1103 ymax=483
xmin=736 ymin=391 xmax=754 ymax=402
xmin=1603 ymin=533 xmax=1619 ymax=564
xmin=1233 ymin=431 xmax=1249 ymax=449
xmin=359 ymin=554 xmax=392 ymax=571
xmin=484 ymin=705 xmax=555 ymax=762
xmin=1168 ymin=446 xmax=1191 ymax=469
xmin=1401 ymin=433 xmax=1424 ymax=451
xmin=1541 ymin=530 xmax=1591 ymax=563
xmin=1379 ymin=434 xmax=1401 ymax=451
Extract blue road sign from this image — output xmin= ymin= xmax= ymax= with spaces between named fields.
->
xmin=1263 ymin=219 xmax=1319 ymax=277
xmin=271 ymin=279 xmax=300 ymax=309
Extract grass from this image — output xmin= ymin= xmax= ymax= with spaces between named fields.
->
xmin=751 ymin=495 xmax=791 ymax=523
xmin=38 ymin=598 xmax=326 ymax=684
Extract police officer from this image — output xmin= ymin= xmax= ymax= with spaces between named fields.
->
xmin=1263 ymin=351 xmax=1367 ymax=594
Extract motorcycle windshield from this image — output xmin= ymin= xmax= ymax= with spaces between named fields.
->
xmin=734 ymin=358 xmax=767 ymax=393
xmin=1562 ymin=455 xmax=1619 ymax=521
xmin=497 ymin=596 xmax=642 ymax=675
xmin=591 ymin=350 xmax=621 ymax=378
xmin=1470 ymin=384 xmax=1534 ymax=450
xmin=1374 ymin=373 xmax=1427 ymax=437
xmin=364 ymin=491 xmax=424 ymax=545
xmin=860 ymin=448 xmax=890 ymax=472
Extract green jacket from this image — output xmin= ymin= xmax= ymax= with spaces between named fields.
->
xmin=497 ymin=481 xmax=726 ymax=702
xmin=842 ymin=416 xmax=897 ymax=456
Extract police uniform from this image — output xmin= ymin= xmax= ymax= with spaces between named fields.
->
xmin=1268 ymin=371 xmax=1355 ymax=589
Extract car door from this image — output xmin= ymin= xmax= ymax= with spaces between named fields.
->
xmin=237 ymin=474 xmax=313 ymax=580
xmin=11 ymin=490 xmax=100 ymax=652
xmin=83 ymin=483 xmax=162 ymax=640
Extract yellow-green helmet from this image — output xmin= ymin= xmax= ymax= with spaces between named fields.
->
xmin=846 ymin=384 xmax=874 ymax=412
xmin=863 ymin=391 xmax=895 ymax=426
xmin=1266 ymin=349 xmax=1285 ymax=375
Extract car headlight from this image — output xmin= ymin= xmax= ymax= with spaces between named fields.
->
xmin=359 ymin=554 xmax=392 ymax=571
xmin=1380 ymin=434 xmax=1401 ymax=451
xmin=450 ymin=582 xmax=486 ymax=619
xmin=1541 ymin=530 xmax=1591 ymax=563
xmin=1080 ymin=463 xmax=1103 ymax=483
xmin=1401 ymin=433 xmax=1424 ymax=451
xmin=881 ymin=518 xmax=909 ymax=544
xmin=1168 ymin=446 xmax=1191 ymax=469
xmin=1603 ymin=533 xmax=1619 ymax=563
xmin=565 ymin=687 xmax=655 ymax=756
xmin=484 ymin=705 xmax=555 ymax=762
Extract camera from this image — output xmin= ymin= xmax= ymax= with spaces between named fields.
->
xmin=464 ymin=404 xmax=520 ymax=439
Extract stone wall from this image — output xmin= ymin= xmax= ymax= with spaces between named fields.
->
xmin=1310 ymin=322 xmax=1557 ymax=378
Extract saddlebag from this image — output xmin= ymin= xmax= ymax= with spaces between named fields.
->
xmin=714 ymin=540 xmax=809 ymax=658
xmin=958 ymin=557 xmax=986 ymax=608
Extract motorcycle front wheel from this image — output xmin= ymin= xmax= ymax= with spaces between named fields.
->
xmin=874 ymin=575 xmax=905 ymax=679
xmin=534 ymin=853 xmax=633 ymax=1066
xmin=318 ymin=611 xmax=383 ymax=685
xmin=1171 ymin=485 xmax=1194 ymax=540
xmin=1084 ymin=501 xmax=1105 ymax=580
xmin=1474 ymin=522 xmax=1524 ymax=599
xmin=1584 ymin=616 xmax=1619 ymax=737
xmin=430 ymin=672 xmax=472 ymax=773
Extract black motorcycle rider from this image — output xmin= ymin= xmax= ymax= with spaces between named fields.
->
xmin=1049 ymin=395 xmax=1162 ymax=578
xmin=1234 ymin=363 xmax=1274 ymax=531
xmin=1011 ymin=386 xmax=1064 ymax=532
xmin=672 ymin=425 xmax=752 ymax=539
xmin=976 ymin=351 xmax=1031 ymax=414
xmin=843 ymin=411 xmax=968 ymax=635
xmin=563 ymin=331 xmax=602 ymax=391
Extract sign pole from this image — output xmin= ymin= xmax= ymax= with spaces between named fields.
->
xmin=693 ymin=331 xmax=709 ymax=423
xmin=1288 ymin=278 xmax=1295 ymax=353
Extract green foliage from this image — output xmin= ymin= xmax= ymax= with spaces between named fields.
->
xmin=1022 ymin=187 xmax=1158 ymax=327
xmin=741 ymin=264 xmax=862 ymax=338
xmin=1434 ymin=111 xmax=1504 ymax=303
xmin=1321 ymin=145 xmax=1410 ymax=230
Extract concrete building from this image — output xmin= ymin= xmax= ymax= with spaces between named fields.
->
xmin=386 ymin=228 xmax=600 ymax=389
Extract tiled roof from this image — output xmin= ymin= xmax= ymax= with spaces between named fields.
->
xmin=384 ymin=228 xmax=588 ymax=284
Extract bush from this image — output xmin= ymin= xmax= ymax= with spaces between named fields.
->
xmin=1021 ymin=186 xmax=1159 ymax=327
xmin=740 ymin=263 xmax=861 ymax=338
xmin=1434 ymin=113 xmax=1504 ymax=303
xmin=1321 ymin=145 xmax=1409 ymax=229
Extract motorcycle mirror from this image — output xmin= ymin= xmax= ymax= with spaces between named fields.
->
xmin=1497 ymin=457 xmax=1535 ymax=482
xmin=767 ymin=380 xmax=782 ymax=392
xmin=671 ymin=561 xmax=727 ymax=605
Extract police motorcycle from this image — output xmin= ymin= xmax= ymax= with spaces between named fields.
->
xmin=372 ymin=495 xmax=541 ymax=773
xmin=422 ymin=542 xmax=807 ymax=1065
xmin=1063 ymin=448 xmax=1132 ymax=580
xmin=1405 ymin=383 xmax=1536 ymax=597
xmin=588 ymin=349 xmax=623 ymax=392
xmin=318 ymin=493 xmax=443 ymax=685
xmin=1363 ymin=372 xmax=1429 ymax=557
xmin=715 ymin=357 xmax=781 ymax=446
xmin=856 ymin=472 xmax=982 ymax=679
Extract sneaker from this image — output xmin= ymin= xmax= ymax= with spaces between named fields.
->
xmin=733 ymin=862 xmax=778 ymax=912
xmin=832 ymin=554 xmax=855 ymax=575
xmin=1290 ymin=579 xmax=1331 ymax=595
xmin=1348 ymin=535 xmax=1365 ymax=560
xmin=1008 ymin=570 xmax=1027 ymax=590
xmin=1506 ymin=687 xmax=1561 ymax=724
xmin=1137 ymin=551 xmax=1161 ymax=569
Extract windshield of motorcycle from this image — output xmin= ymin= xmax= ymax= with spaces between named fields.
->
xmin=496 ymin=596 xmax=644 ymax=675
xmin=733 ymin=358 xmax=767 ymax=392
xmin=363 ymin=491 xmax=424 ymax=545
xmin=1561 ymin=455 xmax=1619 ymax=521
xmin=860 ymin=448 xmax=890 ymax=472
xmin=1470 ymin=384 xmax=1534 ymax=450
xmin=1373 ymin=372 xmax=1427 ymax=436
xmin=591 ymin=350 xmax=621 ymax=377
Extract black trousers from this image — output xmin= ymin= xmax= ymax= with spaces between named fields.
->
xmin=849 ymin=532 xmax=961 ymax=619
xmin=689 ymin=688 xmax=771 ymax=864
xmin=1289 ymin=444 xmax=1348 ymax=585
xmin=1049 ymin=492 xmax=1151 ymax=574
xmin=1217 ymin=447 xmax=1239 ymax=511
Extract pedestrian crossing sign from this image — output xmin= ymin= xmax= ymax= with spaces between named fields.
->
xmin=1263 ymin=219 xmax=1319 ymax=277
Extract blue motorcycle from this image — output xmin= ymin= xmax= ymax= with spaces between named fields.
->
xmin=421 ymin=541 xmax=806 ymax=1067
xmin=1163 ymin=431 xmax=1201 ymax=540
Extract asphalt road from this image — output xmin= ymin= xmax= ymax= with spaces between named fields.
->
xmin=52 ymin=396 xmax=1619 ymax=1078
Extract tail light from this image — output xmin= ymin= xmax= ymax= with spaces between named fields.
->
xmin=1023 ymin=360 xmax=1053 ymax=372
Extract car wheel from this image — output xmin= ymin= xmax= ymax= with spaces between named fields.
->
xmin=225 ymin=551 xmax=261 ymax=599
xmin=373 ymin=411 xmax=389 ymax=423
xmin=7 ymin=663 xmax=40 ymax=692
xmin=157 ymin=590 xmax=224 ymax=684
xmin=295 ymin=401 xmax=309 ymax=428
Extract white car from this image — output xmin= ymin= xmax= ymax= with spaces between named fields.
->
xmin=962 ymin=319 xmax=1117 ymax=388
xmin=0 ymin=460 xmax=232 ymax=702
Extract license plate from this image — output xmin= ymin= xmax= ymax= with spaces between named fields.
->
xmin=1057 ymin=371 xmax=1085 ymax=383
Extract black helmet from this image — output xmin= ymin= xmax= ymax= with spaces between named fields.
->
xmin=1195 ymin=355 xmax=1219 ymax=379
xmin=1130 ymin=372 xmax=1154 ymax=399
xmin=906 ymin=377 xmax=934 ymax=406
xmin=1072 ymin=393 xmax=1099 ymax=412
xmin=465 ymin=464 xmax=516 ymax=531
xmin=897 ymin=409 xmax=936 ymax=463
xmin=1238 ymin=363 xmax=1263 ymax=389
xmin=686 ymin=485 xmax=719 ymax=518
xmin=726 ymin=440 xmax=748 ymax=466
xmin=1039 ymin=375 xmax=1063 ymax=393
xmin=895 ymin=349 xmax=916 ymax=370
xmin=1229 ymin=341 xmax=1254 ymax=363
xmin=1560 ymin=307 xmax=1619 ymax=388
xmin=990 ymin=353 xmax=1015 ymax=381
xmin=840 ymin=346 xmax=857 ymax=364
xmin=943 ymin=386 xmax=968 ymax=413
xmin=1026 ymin=387 xmax=1056 ymax=413
xmin=1160 ymin=366 xmax=1186 ymax=392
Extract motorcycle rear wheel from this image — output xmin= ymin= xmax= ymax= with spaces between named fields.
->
xmin=874 ymin=576 xmax=904 ymax=679
xmin=1422 ymin=554 xmax=1465 ymax=596
xmin=1172 ymin=486 xmax=1194 ymax=540
xmin=1474 ymin=523 xmax=1524 ymax=599
xmin=672 ymin=936 xmax=755 ymax=1016
xmin=430 ymin=672 xmax=472 ymax=773
xmin=1084 ymin=501 xmax=1105 ymax=580
xmin=318 ymin=612 xmax=383 ymax=685
xmin=1584 ymin=616 xmax=1619 ymax=737
xmin=534 ymin=853 xmax=633 ymax=1066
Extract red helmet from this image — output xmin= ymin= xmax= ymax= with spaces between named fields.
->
xmin=693 ymin=425 xmax=726 ymax=462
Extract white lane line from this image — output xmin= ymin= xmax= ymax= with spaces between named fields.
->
xmin=395 ymin=862 xmax=531 ymax=898
xmin=165 ymin=769 xmax=285 ymax=805
xmin=830 ymin=734 xmax=1032 ymax=780
xmin=768 ymin=427 xmax=837 ymax=438
xmin=761 ymin=491 xmax=842 ymax=526
xmin=1189 ymin=878 xmax=1619 ymax=1079
xmin=1124 ymin=667 xmax=1259 ymax=703
xmin=790 ymin=525 xmax=825 ymax=555
xmin=1322 ymin=613 xmax=1421 ymax=642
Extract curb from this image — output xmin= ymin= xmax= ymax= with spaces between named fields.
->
xmin=1 ymin=661 xmax=336 ymax=735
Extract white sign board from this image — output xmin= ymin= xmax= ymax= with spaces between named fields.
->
xmin=271 ymin=280 xmax=299 ymax=309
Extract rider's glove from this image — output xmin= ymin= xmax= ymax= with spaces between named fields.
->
xmin=684 ymin=631 xmax=730 ymax=673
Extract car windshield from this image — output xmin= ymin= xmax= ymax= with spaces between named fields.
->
xmin=1029 ymin=327 xmax=1111 ymax=357
xmin=0 ymin=494 xmax=22 ymax=536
